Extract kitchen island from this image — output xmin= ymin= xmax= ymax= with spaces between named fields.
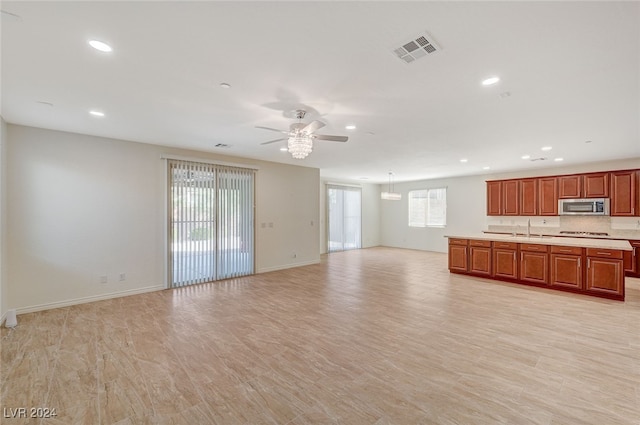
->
xmin=446 ymin=233 xmax=632 ymax=300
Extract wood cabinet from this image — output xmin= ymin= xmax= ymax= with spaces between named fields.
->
xmin=448 ymin=239 xmax=468 ymax=272
xmin=520 ymin=178 xmax=538 ymax=215
xmin=447 ymin=237 xmax=627 ymax=300
xmin=469 ymin=240 xmax=492 ymax=276
xmin=583 ymin=172 xmax=609 ymax=198
xmin=492 ymin=241 xmax=518 ymax=280
xmin=487 ymin=169 xmax=640 ymax=216
xmin=503 ymin=180 xmax=520 ymax=215
xmin=586 ymin=248 xmax=624 ymax=297
xmin=550 ymin=246 xmax=583 ymax=290
xmin=558 ymin=172 xmax=609 ymax=199
xmin=538 ymin=177 xmax=558 ymax=216
xmin=610 ymin=170 xmax=636 ymax=216
xmin=626 ymin=241 xmax=640 ymax=277
xmin=487 ymin=181 xmax=502 ymax=216
xmin=558 ymin=174 xmax=582 ymax=199
xmin=519 ymin=244 xmax=549 ymax=285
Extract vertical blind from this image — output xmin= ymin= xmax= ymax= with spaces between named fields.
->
xmin=169 ymin=160 xmax=254 ymax=287
xmin=327 ymin=184 xmax=362 ymax=253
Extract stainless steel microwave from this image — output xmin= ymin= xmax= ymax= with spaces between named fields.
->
xmin=558 ymin=198 xmax=610 ymax=215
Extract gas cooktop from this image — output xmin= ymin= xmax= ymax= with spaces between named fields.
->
xmin=559 ymin=231 xmax=609 ymax=236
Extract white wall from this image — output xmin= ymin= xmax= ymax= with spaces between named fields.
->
xmin=380 ymin=158 xmax=640 ymax=253
xmin=6 ymin=125 xmax=320 ymax=313
xmin=0 ymin=117 xmax=7 ymax=321
xmin=319 ymin=180 xmax=380 ymax=254
xmin=381 ymin=175 xmax=485 ymax=253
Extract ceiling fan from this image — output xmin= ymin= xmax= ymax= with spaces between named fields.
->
xmin=257 ymin=110 xmax=348 ymax=159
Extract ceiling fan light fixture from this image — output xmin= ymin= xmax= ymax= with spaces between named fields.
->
xmin=288 ymin=133 xmax=313 ymax=159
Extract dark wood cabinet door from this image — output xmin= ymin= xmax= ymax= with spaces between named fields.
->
xmin=503 ymin=180 xmax=520 ymax=215
xmin=558 ymin=175 xmax=582 ymax=199
xmin=610 ymin=170 xmax=636 ymax=216
xmin=550 ymin=254 xmax=582 ymax=289
xmin=583 ymin=172 xmax=609 ymax=198
xmin=486 ymin=181 xmax=502 ymax=216
xmin=586 ymin=257 xmax=624 ymax=296
xmin=538 ymin=177 xmax=558 ymax=216
xmin=520 ymin=179 xmax=537 ymax=215
xmin=492 ymin=249 xmax=517 ymax=279
xmin=448 ymin=244 xmax=468 ymax=272
xmin=469 ymin=246 xmax=492 ymax=276
xmin=519 ymin=251 xmax=549 ymax=285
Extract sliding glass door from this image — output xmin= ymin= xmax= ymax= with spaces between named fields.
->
xmin=327 ymin=184 xmax=362 ymax=252
xmin=169 ymin=160 xmax=254 ymax=287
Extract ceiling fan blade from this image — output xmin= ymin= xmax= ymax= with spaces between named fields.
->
xmin=301 ymin=120 xmax=325 ymax=134
xmin=255 ymin=126 xmax=289 ymax=134
xmin=260 ymin=138 xmax=287 ymax=145
xmin=314 ymin=134 xmax=348 ymax=142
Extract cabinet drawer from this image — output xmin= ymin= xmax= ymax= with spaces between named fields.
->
xmin=586 ymin=248 xmax=624 ymax=259
xmin=449 ymin=238 xmax=468 ymax=246
xmin=520 ymin=243 xmax=549 ymax=252
xmin=550 ymin=246 xmax=583 ymax=255
xmin=469 ymin=239 xmax=492 ymax=247
xmin=493 ymin=241 xmax=518 ymax=250
xmin=630 ymin=240 xmax=640 ymax=248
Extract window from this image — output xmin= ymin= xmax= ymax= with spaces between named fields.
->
xmin=408 ymin=188 xmax=447 ymax=227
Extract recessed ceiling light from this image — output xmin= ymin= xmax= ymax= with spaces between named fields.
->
xmin=279 ymin=147 xmax=288 ymax=152
xmin=521 ymin=155 xmax=531 ymax=160
xmin=345 ymin=125 xmax=356 ymax=130
xmin=220 ymin=82 xmax=231 ymax=89
xmin=460 ymin=158 xmax=468 ymax=163
xmin=483 ymin=166 xmax=491 ymax=170
xmin=541 ymin=146 xmax=552 ymax=151
xmin=482 ymin=76 xmax=500 ymax=86
xmin=554 ymin=157 xmax=564 ymax=162
xmin=88 ymin=40 xmax=112 ymax=53
xmin=89 ymin=110 xmax=105 ymax=117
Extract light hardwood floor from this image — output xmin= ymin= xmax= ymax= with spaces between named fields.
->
xmin=1 ymin=247 xmax=640 ymax=425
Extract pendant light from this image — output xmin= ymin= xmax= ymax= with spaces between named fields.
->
xmin=381 ymin=172 xmax=401 ymax=200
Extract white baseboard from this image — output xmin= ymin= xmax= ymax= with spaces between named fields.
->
xmin=257 ymin=259 xmax=320 ymax=274
xmin=15 ymin=285 xmax=165 ymax=315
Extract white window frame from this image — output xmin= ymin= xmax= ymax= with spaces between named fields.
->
xmin=408 ymin=188 xmax=447 ymax=228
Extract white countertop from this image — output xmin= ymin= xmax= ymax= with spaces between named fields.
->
xmin=445 ymin=233 xmax=632 ymax=251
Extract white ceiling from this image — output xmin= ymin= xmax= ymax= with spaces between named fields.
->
xmin=2 ymin=1 xmax=639 ymax=183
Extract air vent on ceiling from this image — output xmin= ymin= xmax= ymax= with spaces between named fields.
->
xmin=214 ymin=143 xmax=230 ymax=148
xmin=392 ymin=31 xmax=441 ymax=64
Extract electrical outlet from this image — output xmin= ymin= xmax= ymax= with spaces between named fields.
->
xmin=119 ymin=273 xmax=126 ymax=282
xmin=100 ymin=275 xmax=108 ymax=284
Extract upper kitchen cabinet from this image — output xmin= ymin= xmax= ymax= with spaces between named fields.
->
xmin=559 ymin=172 xmax=609 ymax=199
xmin=610 ymin=170 xmax=637 ymax=216
xmin=558 ymin=174 xmax=582 ymax=198
xmin=520 ymin=178 xmax=538 ymax=215
xmin=583 ymin=172 xmax=609 ymax=198
xmin=503 ymin=180 xmax=520 ymax=215
xmin=538 ymin=177 xmax=558 ymax=215
xmin=486 ymin=179 xmax=520 ymax=215
xmin=487 ymin=181 xmax=502 ymax=216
